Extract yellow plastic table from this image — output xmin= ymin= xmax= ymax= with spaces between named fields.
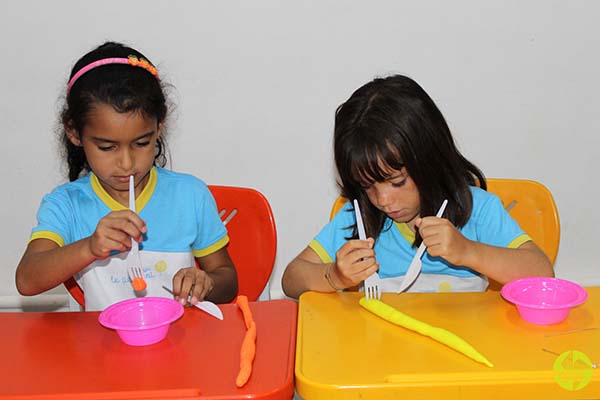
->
xmin=296 ymin=289 xmax=600 ymax=399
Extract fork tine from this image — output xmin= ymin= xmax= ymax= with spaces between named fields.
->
xmin=128 ymin=266 xmax=147 ymax=291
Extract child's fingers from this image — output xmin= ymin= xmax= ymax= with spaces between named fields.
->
xmin=333 ymin=238 xmax=378 ymax=286
xmin=104 ymin=228 xmax=137 ymax=250
xmin=418 ymin=217 xmax=453 ymax=241
xmin=88 ymin=235 xmax=129 ymax=259
xmin=114 ymin=209 xmax=147 ymax=232
xmin=96 ymin=212 xmax=146 ymax=246
xmin=418 ymin=215 xmax=453 ymax=231
xmin=172 ymin=267 xmax=214 ymax=304
xmin=341 ymin=238 xmax=374 ymax=251
xmin=190 ymin=272 xmax=214 ymax=303
xmin=350 ymin=247 xmax=376 ymax=264
xmin=419 ymin=220 xmax=468 ymax=263
xmin=171 ymin=272 xmax=184 ymax=298
xmin=337 ymin=255 xmax=378 ymax=283
xmin=172 ymin=267 xmax=197 ymax=304
xmin=336 ymin=240 xmax=374 ymax=261
xmin=336 ymin=249 xmax=372 ymax=272
xmin=126 ymin=210 xmax=147 ymax=233
xmin=90 ymin=223 xmax=137 ymax=258
xmin=108 ymin=211 xmax=147 ymax=239
xmin=360 ymin=262 xmax=380 ymax=281
xmin=351 ymin=257 xmax=379 ymax=280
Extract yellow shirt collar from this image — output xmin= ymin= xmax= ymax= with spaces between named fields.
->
xmin=90 ymin=167 xmax=157 ymax=211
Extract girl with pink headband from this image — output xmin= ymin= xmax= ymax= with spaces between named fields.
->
xmin=16 ymin=41 xmax=238 ymax=311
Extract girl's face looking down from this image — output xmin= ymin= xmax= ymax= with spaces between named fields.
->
xmin=362 ymin=164 xmax=421 ymax=231
xmin=66 ymin=103 xmax=161 ymax=205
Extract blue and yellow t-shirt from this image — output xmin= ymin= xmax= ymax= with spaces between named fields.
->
xmin=309 ymin=187 xmax=531 ymax=293
xmin=30 ymin=167 xmax=228 ymax=310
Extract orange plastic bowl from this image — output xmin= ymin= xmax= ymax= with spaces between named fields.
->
xmin=99 ymin=297 xmax=183 ymax=346
xmin=501 ymin=277 xmax=587 ymax=325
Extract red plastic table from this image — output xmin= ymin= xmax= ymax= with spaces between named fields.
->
xmin=0 ymin=299 xmax=297 ymax=400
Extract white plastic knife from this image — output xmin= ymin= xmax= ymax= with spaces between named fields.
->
xmin=398 ymin=199 xmax=448 ymax=292
xmin=162 ymin=285 xmax=224 ymax=320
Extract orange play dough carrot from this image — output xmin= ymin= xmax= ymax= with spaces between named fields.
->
xmin=132 ymin=277 xmax=146 ymax=291
xmin=237 ymin=295 xmax=254 ymax=329
xmin=235 ymin=295 xmax=256 ymax=387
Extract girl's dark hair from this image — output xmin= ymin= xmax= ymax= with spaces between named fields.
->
xmin=60 ymin=41 xmax=169 ymax=181
xmin=334 ymin=74 xmax=486 ymax=246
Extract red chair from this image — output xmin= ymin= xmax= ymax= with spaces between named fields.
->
xmin=64 ymin=185 xmax=277 ymax=308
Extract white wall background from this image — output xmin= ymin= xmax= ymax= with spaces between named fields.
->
xmin=1 ymin=0 xmax=598 ymax=311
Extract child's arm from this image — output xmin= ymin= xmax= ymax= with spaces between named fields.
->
xmin=16 ymin=238 xmax=96 ymax=296
xmin=416 ymin=216 xmax=553 ymax=284
xmin=282 ymin=239 xmax=378 ymax=299
xmin=16 ymin=210 xmax=146 ymax=296
xmin=172 ymin=247 xmax=238 ymax=304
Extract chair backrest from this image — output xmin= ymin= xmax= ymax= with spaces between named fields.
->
xmin=64 ymin=185 xmax=277 ymax=308
xmin=485 ymin=178 xmax=559 ymax=263
xmin=328 ymin=178 xmax=560 ymax=263
xmin=329 ymin=196 xmax=349 ymax=221
xmin=208 ymin=185 xmax=277 ymax=301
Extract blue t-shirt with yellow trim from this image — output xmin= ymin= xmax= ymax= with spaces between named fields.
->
xmin=30 ymin=167 xmax=228 ymax=310
xmin=310 ymin=187 xmax=531 ymax=293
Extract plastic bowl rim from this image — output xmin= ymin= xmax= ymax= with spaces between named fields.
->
xmin=98 ymin=296 xmax=184 ymax=331
xmin=501 ymin=277 xmax=587 ymax=310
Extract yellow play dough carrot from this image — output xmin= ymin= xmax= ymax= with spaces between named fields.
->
xmin=359 ymin=297 xmax=493 ymax=367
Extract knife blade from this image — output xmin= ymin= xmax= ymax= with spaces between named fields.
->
xmin=162 ymin=285 xmax=224 ymax=320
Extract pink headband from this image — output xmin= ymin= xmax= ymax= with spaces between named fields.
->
xmin=66 ymin=55 xmax=159 ymax=93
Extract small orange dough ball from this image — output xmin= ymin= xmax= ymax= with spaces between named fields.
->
xmin=132 ymin=277 xmax=147 ymax=291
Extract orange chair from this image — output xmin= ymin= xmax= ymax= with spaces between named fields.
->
xmin=328 ymin=178 xmax=560 ymax=263
xmin=486 ymin=178 xmax=560 ymax=264
xmin=64 ymin=185 xmax=277 ymax=308
xmin=329 ymin=196 xmax=350 ymax=221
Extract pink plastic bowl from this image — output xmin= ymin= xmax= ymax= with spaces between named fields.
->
xmin=99 ymin=297 xmax=184 ymax=346
xmin=501 ymin=277 xmax=587 ymax=325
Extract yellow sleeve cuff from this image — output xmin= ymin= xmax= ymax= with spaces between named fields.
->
xmin=507 ymin=234 xmax=532 ymax=249
xmin=308 ymin=239 xmax=333 ymax=263
xmin=29 ymin=231 xmax=64 ymax=247
xmin=193 ymin=235 xmax=230 ymax=258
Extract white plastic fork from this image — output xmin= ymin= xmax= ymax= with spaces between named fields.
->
xmin=127 ymin=175 xmax=146 ymax=291
xmin=397 ymin=199 xmax=448 ymax=293
xmin=354 ymin=199 xmax=381 ymax=300
xmin=128 ymin=265 xmax=146 ymax=291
